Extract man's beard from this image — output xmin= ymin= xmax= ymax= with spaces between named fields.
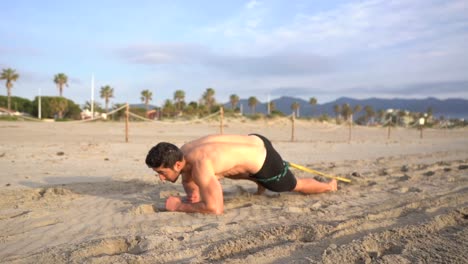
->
xmin=169 ymin=170 xmax=181 ymax=183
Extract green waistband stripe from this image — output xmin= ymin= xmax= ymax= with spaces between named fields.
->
xmin=255 ymin=161 xmax=289 ymax=183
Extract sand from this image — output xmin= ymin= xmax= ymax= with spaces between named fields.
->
xmin=0 ymin=119 xmax=467 ymax=263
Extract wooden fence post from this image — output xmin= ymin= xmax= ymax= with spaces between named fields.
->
xmin=419 ymin=117 xmax=425 ymax=139
xmin=387 ymin=122 xmax=391 ymax=140
xmin=220 ymin=107 xmax=224 ymax=134
xmin=348 ymin=114 xmax=352 ymax=143
xmin=291 ymin=112 xmax=295 ymax=142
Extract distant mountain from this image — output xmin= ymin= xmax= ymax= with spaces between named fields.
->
xmin=224 ymin=96 xmax=468 ymax=119
xmin=129 ymin=103 xmax=157 ymax=109
xmin=126 ymin=97 xmax=468 ymax=119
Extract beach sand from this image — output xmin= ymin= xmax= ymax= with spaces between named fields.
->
xmin=0 ymin=119 xmax=467 ymax=263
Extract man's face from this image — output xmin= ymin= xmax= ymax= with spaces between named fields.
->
xmin=153 ymin=166 xmax=180 ymax=183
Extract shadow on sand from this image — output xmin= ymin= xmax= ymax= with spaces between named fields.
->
xmin=18 ymin=176 xmax=287 ymax=212
xmin=18 ymin=177 xmax=177 ymax=208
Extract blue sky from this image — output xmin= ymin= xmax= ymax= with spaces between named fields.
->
xmin=1 ymin=0 xmax=468 ymax=107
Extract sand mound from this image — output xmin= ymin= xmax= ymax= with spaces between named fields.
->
xmin=127 ymin=204 xmax=157 ymax=215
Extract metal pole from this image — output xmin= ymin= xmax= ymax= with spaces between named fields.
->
xmin=91 ymin=74 xmax=95 ymax=118
xmin=125 ymin=103 xmax=129 ymax=143
xmin=38 ymin=88 xmax=42 ymax=119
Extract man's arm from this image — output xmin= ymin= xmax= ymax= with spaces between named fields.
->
xmin=181 ymin=174 xmax=201 ymax=203
xmin=167 ymin=160 xmax=224 ymax=214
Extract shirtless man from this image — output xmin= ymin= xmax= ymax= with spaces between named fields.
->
xmin=145 ymin=134 xmax=337 ymax=214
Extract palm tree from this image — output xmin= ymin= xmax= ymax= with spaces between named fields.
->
xmin=185 ymin=101 xmax=198 ymax=115
xmin=269 ymin=101 xmax=276 ymax=112
xmin=185 ymin=101 xmax=199 ymax=115
xmin=53 ymin=73 xmax=68 ymax=97
xmin=353 ymin=105 xmax=361 ymax=115
xmin=333 ymin=104 xmax=340 ymax=123
xmin=173 ymin=90 xmax=185 ymax=112
xmin=0 ymin=68 xmax=19 ymax=111
xmin=141 ymin=90 xmax=153 ymax=112
xmin=84 ymin=101 xmax=103 ymax=112
xmin=50 ymin=97 xmax=68 ymax=119
xmin=248 ymin=96 xmax=258 ymax=114
xmin=364 ymin=105 xmax=375 ymax=125
xmin=341 ymin=103 xmax=352 ymax=122
xmin=229 ymin=94 xmax=240 ymax=110
xmin=100 ymin=85 xmax=114 ymax=113
xmin=162 ymin=99 xmax=175 ymax=117
xmin=309 ymin=97 xmax=317 ymax=116
xmin=397 ymin=110 xmax=407 ymax=126
xmin=291 ymin=102 xmax=300 ymax=117
xmin=426 ymin=106 xmax=433 ymax=120
xmin=377 ymin=109 xmax=386 ymax=124
xmin=352 ymin=105 xmax=362 ymax=123
xmin=202 ymin=88 xmax=216 ymax=111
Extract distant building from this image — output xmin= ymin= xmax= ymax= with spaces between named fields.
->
xmin=0 ymin=107 xmax=21 ymax=116
xmin=81 ymin=109 xmax=104 ymax=120
xmin=146 ymin=110 xmax=157 ymax=119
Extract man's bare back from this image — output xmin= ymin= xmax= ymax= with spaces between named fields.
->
xmin=181 ymin=134 xmax=267 ymax=180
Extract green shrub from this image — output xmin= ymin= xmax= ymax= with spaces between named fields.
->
xmin=270 ymin=110 xmax=285 ymax=117
xmin=31 ymin=96 xmax=82 ymax=119
xmin=129 ymin=107 xmax=147 ymax=121
xmin=0 ymin=115 xmax=20 ymax=121
xmin=0 ymin=95 xmax=34 ymax=114
xmin=246 ymin=113 xmax=264 ymax=120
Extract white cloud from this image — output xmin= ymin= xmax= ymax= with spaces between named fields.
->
xmin=118 ymin=0 xmax=468 ymax=102
xmin=238 ymin=0 xmax=468 ymax=56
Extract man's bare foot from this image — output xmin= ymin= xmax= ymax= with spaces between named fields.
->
xmin=329 ymin=179 xmax=338 ymax=192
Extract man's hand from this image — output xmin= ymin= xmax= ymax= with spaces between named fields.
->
xmin=184 ymin=196 xmax=201 ymax=203
xmin=166 ymin=196 xmax=182 ymax=211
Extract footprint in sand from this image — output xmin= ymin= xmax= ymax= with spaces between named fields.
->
xmin=127 ymin=204 xmax=157 ymax=215
xmin=399 ymin=187 xmax=422 ymax=193
xmin=397 ymin=175 xmax=411 ymax=181
xmin=69 ymin=236 xmax=149 ymax=261
xmin=423 ymin=171 xmax=435 ymax=177
xmin=400 ymin=165 xmax=410 ymax=172
xmin=35 ymin=187 xmax=76 ymax=199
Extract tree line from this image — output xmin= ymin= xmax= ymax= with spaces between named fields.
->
xmin=1 ymin=68 xmax=315 ymax=120
xmin=1 ymin=67 xmax=461 ymax=127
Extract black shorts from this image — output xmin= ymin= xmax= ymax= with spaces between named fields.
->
xmin=249 ymin=134 xmax=297 ymax=192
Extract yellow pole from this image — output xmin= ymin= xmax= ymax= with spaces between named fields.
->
xmin=289 ymin=162 xmax=351 ymax=183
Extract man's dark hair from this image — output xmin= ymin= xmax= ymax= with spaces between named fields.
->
xmin=146 ymin=142 xmax=183 ymax=168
